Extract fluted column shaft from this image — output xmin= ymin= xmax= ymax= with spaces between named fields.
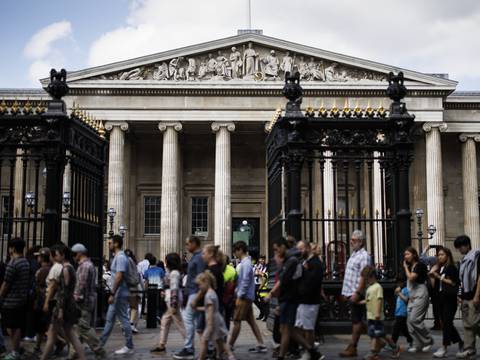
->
xmin=423 ymin=123 xmax=447 ymax=246
xmin=159 ymin=122 xmax=182 ymax=260
xmin=106 ymin=122 xmax=129 ymax=236
xmin=323 ymin=151 xmax=335 ymax=253
xmin=212 ymin=122 xmax=235 ymax=256
xmin=460 ymin=133 xmax=480 ymax=248
xmin=373 ymin=153 xmax=384 ymax=265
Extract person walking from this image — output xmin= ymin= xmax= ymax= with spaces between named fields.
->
xmin=151 ymin=252 xmax=186 ymax=353
xmin=71 ymin=243 xmax=106 ymax=359
xmin=100 ymin=235 xmax=134 ymax=355
xmin=174 ymin=236 xmax=206 ymax=360
xmin=0 ymin=238 xmax=31 ymax=360
xmin=222 ymin=257 xmax=237 ymax=330
xmin=391 ymin=278 xmax=413 ymax=350
xmin=403 ymin=246 xmax=433 ymax=353
xmin=254 ymin=256 xmax=267 ymax=320
xmin=429 ymin=246 xmax=463 ymax=358
xmin=33 ymin=248 xmax=52 ymax=352
xmin=454 ymin=235 xmax=480 ymax=359
xmin=125 ymin=249 xmax=142 ymax=334
xmin=339 ymin=230 xmax=371 ymax=357
xmin=228 ymin=241 xmax=266 ymax=353
xmin=202 ymin=245 xmax=225 ymax=310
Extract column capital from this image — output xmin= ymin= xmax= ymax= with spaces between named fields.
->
xmin=105 ymin=121 xmax=129 ymax=132
xmin=211 ymin=122 xmax=235 ymax=133
xmin=158 ymin=122 xmax=182 ymax=132
xmin=422 ymin=122 xmax=448 ymax=133
xmin=459 ymin=133 xmax=480 ymax=143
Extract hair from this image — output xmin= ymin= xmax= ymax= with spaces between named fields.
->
xmin=157 ymin=260 xmax=165 ymax=270
xmin=204 ymin=244 xmax=226 ymax=269
xmin=286 ymin=235 xmax=297 ymax=249
xmin=124 ymin=249 xmax=137 ymax=264
xmin=40 ymin=253 xmax=51 ymax=264
xmin=144 ymin=252 xmax=154 ymax=261
xmin=454 ymin=235 xmax=471 ymax=249
xmin=437 ymin=246 xmax=455 ymax=267
xmin=165 ymin=253 xmax=182 ymax=271
xmin=273 ymin=237 xmax=288 ymax=248
xmin=404 ymin=246 xmax=419 ymax=263
xmin=259 ymin=255 xmax=266 ymax=260
xmin=148 ymin=256 xmax=157 ymax=266
xmin=196 ymin=271 xmax=216 ymax=289
xmin=111 ymin=234 xmax=123 ymax=249
xmin=361 ymin=265 xmax=377 ymax=280
xmin=50 ymin=243 xmax=69 ymax=259
xmin=8 ymin=237 xmax=25 ymax=254
xmin=351 ymin=229 xmax=365 ymax=244
xmin=233 ymin=241 xmax=248 ymax=254
xmin=187 ymin=236 xmax=201 ymax=247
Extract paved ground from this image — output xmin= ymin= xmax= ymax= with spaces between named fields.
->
xmin=17 ymin=319 xmax=471 ymax=359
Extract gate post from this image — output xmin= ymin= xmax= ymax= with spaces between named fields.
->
xmin=285 ymin=151 xmax=304 ymax=240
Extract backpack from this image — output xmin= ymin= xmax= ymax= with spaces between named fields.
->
xmin=125 ymin=257 xmax=140 ymax=288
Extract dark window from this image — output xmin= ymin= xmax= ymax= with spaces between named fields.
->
xmin=144 ymin=196 xmax=161 ymax=235
xmin=191 ymin=197 xmax=208 ymax=236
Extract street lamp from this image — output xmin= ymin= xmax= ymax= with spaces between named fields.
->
xmin=119 ymin=224 xmax=128 ymax=238
xmin=62 ymin=191 xmax=71 ymax=213
xmin=415 ymin=208 xmax=437 ymax=250
xmin=107 ymin=208 xmax=116 ymax=237
xmin=25 ymin=191 xmax=36 ymax=210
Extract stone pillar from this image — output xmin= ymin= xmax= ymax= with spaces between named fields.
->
xmin=422 ymin=123 xmax=447 ymax=246
xmin=158 ymin=122 xmax=182 ymax=260
xmin=211 ymin=122 xmax=235 ymax=256
xmin=460 ymin=133 xmax=480 ymax=248
xmin=373 ymin=153 xmax=384 ymax=265
xmin=105 ymin=122 xmax=129 ymax=236
xmin=323 ymin=151 xmax=335 ymax=255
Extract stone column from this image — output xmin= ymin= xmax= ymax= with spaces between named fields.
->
xmin=105 ymin=122 xmax=129 ymax=236
xmin=373 ymin=153 xmax=384 ymax=265
xmin=158 ymin=122 xmax=182 ymax=260
xmin=212 ymin=122 xmax=235 ymax=256
xmin=460 ymin=133 xmax=480 ymax=248
xmin=323 ymin=151 xmax=335 ymax=255
xmin=423 ymin=123 xmax=447 ymax=246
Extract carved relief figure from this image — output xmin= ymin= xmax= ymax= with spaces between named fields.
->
xmin=280 ymin=51 xmax=294 ymax=74
xmin=229 ymin=47 xmax=242 ymax=78
xmin=215 ymin=51 xmax=229 ymax=77
xmin=119 ymin=67 xmax=144 ymax=80
xmin=296 ymin=56 xmax=309 ymax=80
xmin=325 ymin=62 xmax=346 ymax=82
xmin=186 ymin=58 xmax=196 ymax=81
xmin=262 ymin=50 xmax=280 ymax=79
xmin=243 ymin=42 xmax=258 ymax=76
xmin=207 ymin=53 xmax=217 ymax=77
xmin=152 ymin=62 xmax=169 ymax=80
xmin=169 ymin=57 xmax=187 ymax=80
xmin=306 ymin=57 xmax=325 ymax=81
xmin=198 ymin=62 xmax=208 ymax=79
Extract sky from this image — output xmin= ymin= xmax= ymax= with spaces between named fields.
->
xmin=1 ymin=0 xmax=480 ymax=90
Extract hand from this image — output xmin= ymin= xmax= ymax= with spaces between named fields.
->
xmin=43 ymin=303 xmax=49 ymax=313
xmin=403 ymin=260 xmax=408 ymax=269
xmin=394 ymin=287 xmax=401 ymax=295
xmin=171 ymin=307 xmax=177 ymax=315
xmin=351 ymin=292 xmax=359 ymax=304
xmin=430 ymin=264 xmax=439 ymax=273
xmin=473 ymin=296 xmax=480 ymax=308
xmin=108 ymin=295 xmax=114 ymax=305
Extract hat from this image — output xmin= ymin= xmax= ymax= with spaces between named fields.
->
xmin=71 ymin=243 xmax=88 ymax=254
xmin=34 ymin=247 xmax=50 ymax=257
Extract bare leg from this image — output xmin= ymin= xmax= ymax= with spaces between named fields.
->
xmin=352 ymin=322 xmax=364 ymax=346
xmin=40 ymin=324 xmax=58 ymax=360
xmin=228 ymin=321 xmax=242 ymax=347
xmin=279 ymin=324 xmax=290 ymax=358
xmin=246 ymin=308 xmax=264 ymax=345
xmin=217 ymin=339 xmax=235 ymax=359
xmin=64 ymin=325 xmax=86 ymax=360
xmin=8 ymin=328 xmax=22 ymax=352
xmin=198 ymin=339 xmax=208 ymax=360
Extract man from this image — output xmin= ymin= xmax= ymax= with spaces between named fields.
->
xmin=455 ymin=235 xmax=480 ymax=358
xmin=339 ymin=230 xmax=371 ymax=357
xmin=137 ymin=253 xmax=152 ymax=316
xmin=100 ymin=235 xmax=134 ymax=355
xmin=254 ymin=255 xmax=267 ymax=320
xmin=228 ymin=241 xmax=266 ymax=353
xmin=273 ymin=237 xmax=323 ymax=360
xmin=0 ymin=237 xmax=30 ymax=360
xmin=174 ymin=236 xmax=206 ymax=359
xmin=295 ymin=241 xmax=324 ymax=347
xmin=72 ymin=243 xmax=106 ymax=359
xmin=144 ymin=256 xmax=165 ymax=289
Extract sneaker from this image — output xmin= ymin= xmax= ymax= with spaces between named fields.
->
xmin=363 ymin=353 xmax=380 ymax=360
xmin=174 ymin=348 xmax=195 ymax=359
xmin=150 ymin=346 xmax=166 ymax=353
xmin=130 ymin=323 xmax=139 ymax=334
xmin=422 ymin=339 xmax=434 ymax=353
xmin=95 ymin=348 xmax=107 ymax=359
xmin=300 ymin=351 xmax=310 ymax=360
xmin=309 ymin=349 xmax=325 ymax=360
xmin=456 ymin=349 xmax=476 ymax=358
xmin=3 ymin=352 xmax=20 ymax=360
xmin=433 ymin=347 xmax=447 ymax=358
xmin=23 ymin=336 xmax=35 ymax=342
xmin=407 ymin=347 xmax=419 ymax=353
xmin=249 ymin=345 xmax=268 ymax=353
xmin=114 ymin=346 xmax=134 ymax=355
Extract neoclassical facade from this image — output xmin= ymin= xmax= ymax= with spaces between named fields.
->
xmin=2 ymin=32 xmax=480 ymax=259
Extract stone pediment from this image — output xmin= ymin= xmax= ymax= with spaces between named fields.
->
xmin=41 ymin=33 xmax=457 ymax=89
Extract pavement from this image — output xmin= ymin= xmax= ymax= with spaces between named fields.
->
xmin=16 ymin=318 xmax=472 ymax=360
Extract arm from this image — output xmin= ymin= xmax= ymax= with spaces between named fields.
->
xmin=375 ymin=296 xmax=383 ymax=320
xmin=403 ymin=261 xmax=419 ymax=282
xmin=473 ymin=269 xmax=480 ymax=306
xmin=0 ymin=281 xmax=10 ymax=299
xmin=74 ymin=264 xmax=87 ymax=302
xmin=43 ymin=280 xmax=58 ymax=312
xmin=236 ymin=265 xmax=250 ymax=299
xmin=351 ymin=256 xmax=369 ymax=303
xmin=203 ymin=304 xmax=214 ymax=339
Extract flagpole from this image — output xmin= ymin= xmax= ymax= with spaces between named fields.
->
xmin=248 ymin=0 xmax=252 ymax=29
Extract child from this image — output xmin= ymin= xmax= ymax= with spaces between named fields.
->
xmin=195 ymin=272 xmax=235 ymax=360
xmin=361 ymin=266 xmax=400 ymax=360
xmin=392 ymin=279 xmax=413 ymax=350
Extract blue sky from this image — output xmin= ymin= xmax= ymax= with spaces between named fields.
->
xmin=1 ymin=0 xmax=480 ymax=90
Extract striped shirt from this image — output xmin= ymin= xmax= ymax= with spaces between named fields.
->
xmin=341 ymin=247 xmax=370 ymax=297
xmin=3 ymin=257 xmax=30 ymax=309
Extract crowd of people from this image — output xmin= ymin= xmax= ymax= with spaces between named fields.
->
xmin=0 ymin=230 xmax=478 ymax=360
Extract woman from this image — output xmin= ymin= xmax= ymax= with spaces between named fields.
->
xmin=403 ymin=246 xmax=433 ymax=353
xmin=151 ymin=253 xmax=186 ymax=353
xmin=429 ymin=246 xmax=463 ymax=358
xmin=41 ymin=244 xmax=85 ymax=360
xmin=201 ymin=245 xmax=225 ymax=308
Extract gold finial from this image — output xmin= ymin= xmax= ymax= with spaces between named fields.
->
xmin=330 ymin=99 xmax=339 ymax=117
xmin=365 ymin=99 xmax=374 ymax=117
xmin=35 ymin=99 xmax=45 ymax=114
xmin=0 ymin=99 xmax=7 ymax=115
xmin=362 ymin=208 xmax=367 ymax=217
xmin=354 ymin=100 xmax=362 ymax=117
xmin=11 ymin=98 xmax=20 ymax=115
xmin=98 ymin=121 xmax=106 ymax=139
xmin=351 ymin=208 xmax=355 ymax=217
xmin=318 ymin=100 xmax=327 ymax=117
xmin=315 ymin=209 xmax=320 ymax=218
xmin=23 ymin=98 xmax=33 ymax=115
xmin=305 ymin=106 xmax=315 ymax=117
xmin=338 ymin=208 xmax=344 ymax=217
xmin=377 ymin=100 xmax=386 ymax=117
xmin=386 ymin=208 xmax=391 ymax=217
xmin=343 ymin=98 xmax=351 ymax=117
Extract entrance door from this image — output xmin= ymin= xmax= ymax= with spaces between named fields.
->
xmin=232 ymin=218 xmax=260 ymax=260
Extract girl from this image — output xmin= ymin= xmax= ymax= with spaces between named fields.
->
xmin=195 ymin=272 xmax=235 ymax=360
xmin=429 ymin=246 xmax=463 ymax=358
xmin=151 ymin=252 xmax=186 ymax=353
xmin=403 ymin=246 xmax=433 ymax=354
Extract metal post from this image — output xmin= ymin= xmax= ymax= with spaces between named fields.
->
xmin=285 ymin=151 xmax=304 ymax=240
xmin=146 ymin=284 xmax=158 ymax=328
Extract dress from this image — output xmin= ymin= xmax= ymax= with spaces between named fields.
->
xmin=203 ymin=289 xmax=228 ymax=341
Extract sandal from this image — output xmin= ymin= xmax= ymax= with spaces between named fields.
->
xmin=150 ymin=346 xmax=166 ymax=353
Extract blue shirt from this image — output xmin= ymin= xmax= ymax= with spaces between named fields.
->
xmin=186 ymin=250 xmax=206 ymax=296
xmin=110 ymin=251 xmax=130 ymax=298
xmin=395 ymin=287 xmax=409 ymax=317
xmin=236 ymin=256 xmax=255 ymax=301
xmin=144 ymin=266 xmax=165 ymax=288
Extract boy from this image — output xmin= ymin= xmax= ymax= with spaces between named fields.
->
xmin=392 ymin=279 xmax=413 ymax=350
xmin=361 ymin=266 xmax=399 ymax=360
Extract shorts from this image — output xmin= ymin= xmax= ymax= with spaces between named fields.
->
xmin=295 ymin=304 xmax=320 ymax=330
xmin=2 ymin=306 xmax=27 ymax=330
xmin=350 ymin=300 xmax=365 ymax=324
xmin=367 ymin=320 xmax=385 ymax=338
xmin=233 ymin=298 xmax=253 ymax=321
xmin=279 ymin=302 xmax=298 ymax=326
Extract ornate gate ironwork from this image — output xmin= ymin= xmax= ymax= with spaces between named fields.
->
xmin=266 ymin=72 xmax=417 ymax=326
xmin=0 ymin=69 xmax=106 ymax=265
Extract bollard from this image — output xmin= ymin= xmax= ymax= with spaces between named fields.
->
xmin=146 ymin=284 xmax=158 ymax=328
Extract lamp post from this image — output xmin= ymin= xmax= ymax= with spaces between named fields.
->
xmin=107 ymin=208 xmax=116 ymax=237
xmin=62 ymin=191 xmax=71 ymax=214
xmin=119 ymin=224 xmax=128 ymax=239
xmin=25 ymin=191 xmax=36 ymax=210
xmin=415 ymin=208 xmax=437 ymax=250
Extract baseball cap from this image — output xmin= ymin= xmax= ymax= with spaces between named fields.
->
xmin=34 ymin=247 xmax=50 ymax=257
xmin=71 ymin=243 xmax=88 ymax=254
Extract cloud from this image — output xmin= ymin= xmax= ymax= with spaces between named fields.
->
xmin=23 ymin=21 xmax=72 ymax=85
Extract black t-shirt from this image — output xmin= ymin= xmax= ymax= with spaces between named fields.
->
xmin=298 ymin=256 xmax=324 ymax=304
xmin=411 ymin=262 xmax=428 ymax=284
xmin=437 ymin=264 xmax=459 ymax=296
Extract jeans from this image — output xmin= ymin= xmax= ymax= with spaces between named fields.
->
xmin=182 ymin=293 xmax=200 ymax=350
xmin=0 ymin=325 xmax=4 ymax=348
xmin=100 ymin=296 xmax=133 ymax=349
